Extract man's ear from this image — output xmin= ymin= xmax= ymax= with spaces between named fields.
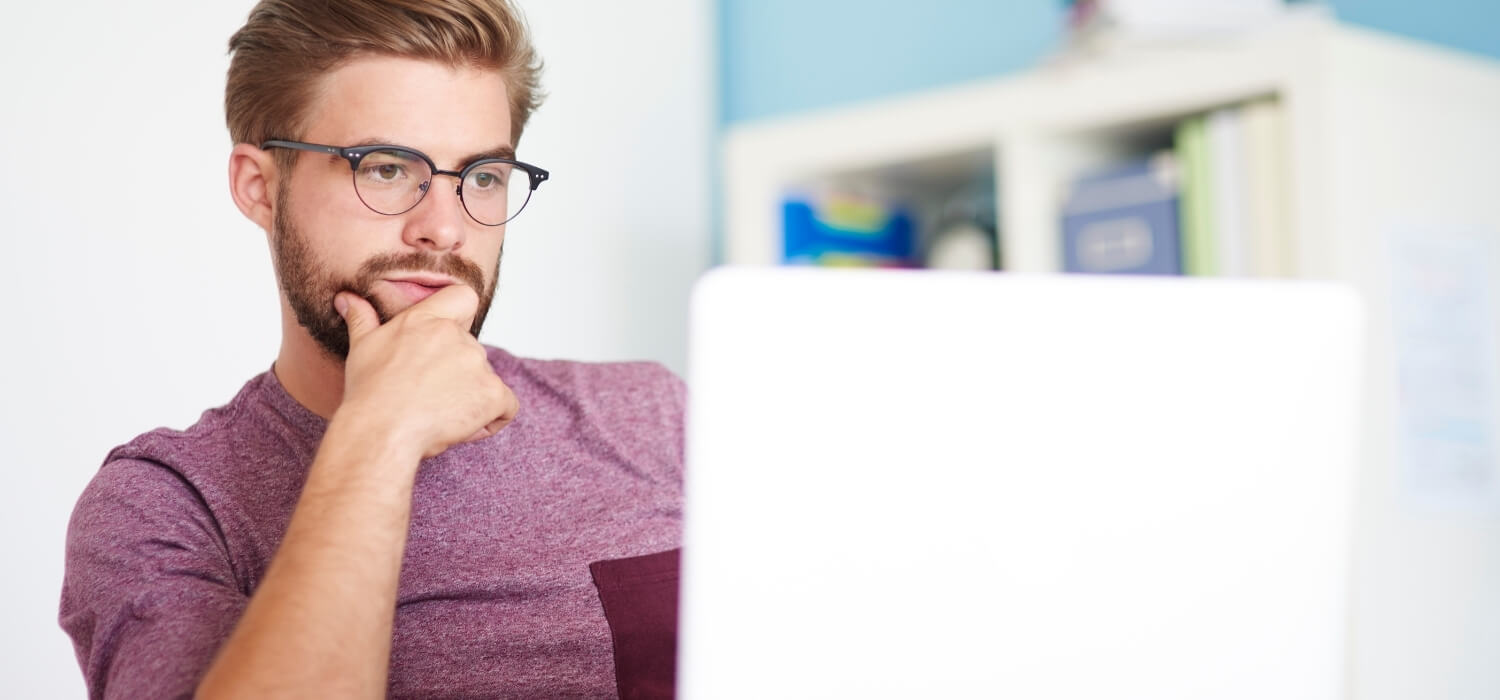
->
xmin=228 ymin=142 xmax=279 ymax=233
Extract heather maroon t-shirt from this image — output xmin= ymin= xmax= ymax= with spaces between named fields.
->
xmin=60 ymin=346 xmax=684 ymax=699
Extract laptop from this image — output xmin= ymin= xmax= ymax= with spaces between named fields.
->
xmin=678 ymin=267 xmax=1363 ymax=699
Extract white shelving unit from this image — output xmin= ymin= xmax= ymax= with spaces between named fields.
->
xmin=723 ymin=15 xmax=1500 ymax=700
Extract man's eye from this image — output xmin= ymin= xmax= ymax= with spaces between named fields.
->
xmin=466 ymin=163 xmax=512 ymax=191
xmin=363 ymin=163 xmax=405 ymax=181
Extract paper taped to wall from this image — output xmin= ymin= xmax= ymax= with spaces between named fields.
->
xmin=1389 ymin=226 xmax=1500 ymax=511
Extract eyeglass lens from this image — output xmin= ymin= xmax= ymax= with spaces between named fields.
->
xmin=353 ymin=148 xmax=534 ymax=226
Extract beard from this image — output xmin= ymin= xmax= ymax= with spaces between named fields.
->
xmin=270 ymin=195 xmax=500 ymax=362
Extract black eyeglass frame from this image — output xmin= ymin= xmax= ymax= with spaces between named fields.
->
xmin=260 ymin=139 xmax=550 ymax=227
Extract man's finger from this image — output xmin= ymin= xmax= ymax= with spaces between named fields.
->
xmin=408 ymin=283 xmax=481 ymax=328
xmin=462 ymin=415 xmax=514 ymax=445
xmin=335 ymin=292 xmax=381 ymax=346
xmin=461 ymin=380 xmax=520 ymax=445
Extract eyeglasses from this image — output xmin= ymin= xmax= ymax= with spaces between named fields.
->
xmin=260 ymin=140 xmax=550 ymax=227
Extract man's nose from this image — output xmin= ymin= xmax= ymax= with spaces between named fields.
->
xmin=402 ymin=175 xmax=469 ymax=252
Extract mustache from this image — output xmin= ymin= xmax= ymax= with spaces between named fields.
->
xmin=346 ymin=250 xmax=489 ymax=303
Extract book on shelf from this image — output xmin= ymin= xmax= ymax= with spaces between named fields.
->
xmin=1086 ymin=97 xmax=1291 ymax=279
xmin=1209 ymin=107 xmax=1251 ymax=276
xmin=1175 ymin=114 xmax=1216 ymax=276
xmin=1241 ymin=98 xmax=1294 ymax=277
xmin=1185 ymin=99 xmax=1293 ymax=278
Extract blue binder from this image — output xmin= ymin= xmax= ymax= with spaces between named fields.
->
xmin=1061 ymin=156 xmax=1182 ymax=275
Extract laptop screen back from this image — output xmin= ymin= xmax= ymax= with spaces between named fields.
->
xmin=680 ymin=268 xmax=1362 ymax=699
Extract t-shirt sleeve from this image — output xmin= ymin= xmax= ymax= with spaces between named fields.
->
xmin=60 ymin=457 xmax=248 ymax=700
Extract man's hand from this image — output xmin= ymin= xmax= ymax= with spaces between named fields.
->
xmin=335 ymin=284 xmax=518 ymax=460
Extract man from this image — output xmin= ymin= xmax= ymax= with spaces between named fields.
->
xmin=59 ymin=1 xmax=684 ymax=697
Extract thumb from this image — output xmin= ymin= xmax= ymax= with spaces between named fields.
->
xmin=334 ymin=292 xmax=380 ymax=345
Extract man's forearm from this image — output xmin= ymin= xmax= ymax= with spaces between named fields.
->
xmin=196 ymin=411 xmax=420 ymax=699
xmin=195 ymin=283 xmax=516 ymax=697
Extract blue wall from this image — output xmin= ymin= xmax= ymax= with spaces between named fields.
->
xmin=719 ymin=0 xmax=1500 ymax=125
xmin=720 ymin=0 xmax=1063 ymax=124
xmin=1325 ymin=0 xmax=1500 ymax=64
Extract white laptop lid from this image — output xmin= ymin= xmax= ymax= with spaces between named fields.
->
xmin=679 ymin=267 xmax=1363 ymax=699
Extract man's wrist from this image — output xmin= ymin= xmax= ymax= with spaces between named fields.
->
xmin=321 ymin=404 xmax=425 ymax=478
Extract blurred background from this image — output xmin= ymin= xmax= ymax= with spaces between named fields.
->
xmin=2 ymin=0 xmax=1498 ymax=697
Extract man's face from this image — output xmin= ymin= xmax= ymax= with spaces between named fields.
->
xmin=270 ymin=56 xmax=514 ymax=360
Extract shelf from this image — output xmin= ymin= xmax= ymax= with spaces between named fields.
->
xmin=720 ymin=14 xmax=1500 ymax=700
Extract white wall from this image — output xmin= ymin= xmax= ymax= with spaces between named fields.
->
xmin=0 ymin=1 xmax=711 ymax=696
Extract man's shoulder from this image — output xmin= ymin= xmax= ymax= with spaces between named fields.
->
xmin=485 ymin=345 xmax=684 ymax=399
xmin=102 ymin=371 xmax=273 ymax=470
xmin=68 ymin=374 xmax=272 ymax=569
xmin=73 ymin=368 xmax=304 ymax=585
xmin=483 ymin=345 xmax=687 ymax=438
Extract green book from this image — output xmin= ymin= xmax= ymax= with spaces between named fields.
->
xmin=1175 ymin=115 xmax=1216 ymax=276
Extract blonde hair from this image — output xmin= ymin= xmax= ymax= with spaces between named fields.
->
xmin=226 ymin=0 xmax=543 ymax=162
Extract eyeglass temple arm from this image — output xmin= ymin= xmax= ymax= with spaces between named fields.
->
xmin=259 ymin=140 xmax=359 ymax=167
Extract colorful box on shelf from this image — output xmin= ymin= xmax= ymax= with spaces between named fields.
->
xmin=782 ymin=194 xmax=915 ymax=267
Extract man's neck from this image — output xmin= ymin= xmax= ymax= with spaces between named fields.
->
xmin=272 ymin=306 xmax=346 ymax=421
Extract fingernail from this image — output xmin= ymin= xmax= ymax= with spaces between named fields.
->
xmin=334 ymin=294 xmax=349 ymax=317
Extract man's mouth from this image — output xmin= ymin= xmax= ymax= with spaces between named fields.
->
xmin=384 ymin=275 xmax=456 ymax=303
